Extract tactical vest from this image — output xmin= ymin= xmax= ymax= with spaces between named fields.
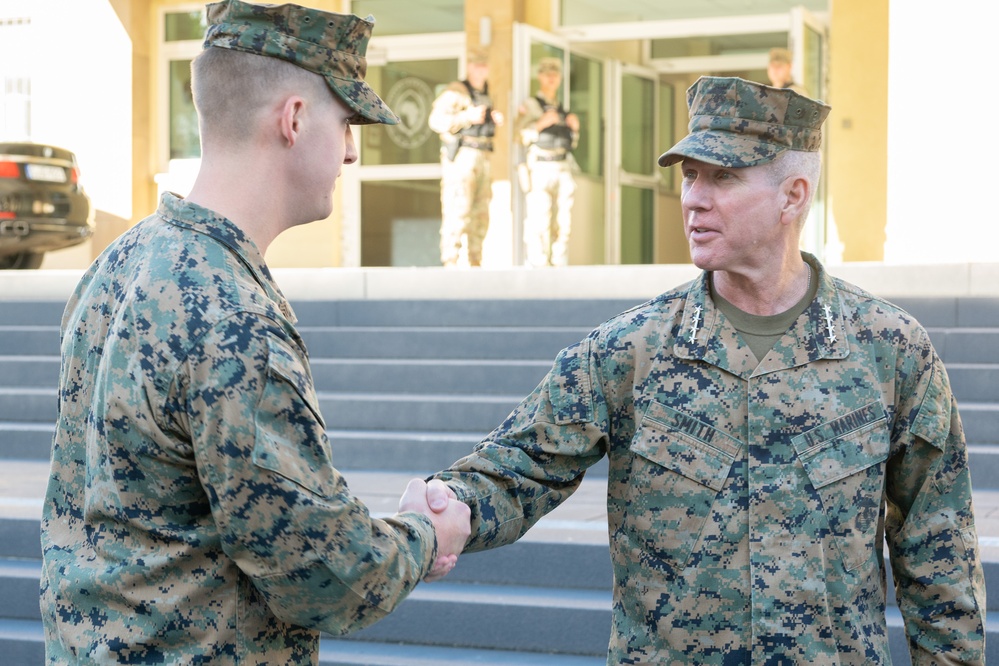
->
xmin=457 ymin=80 xmax=496 ymax=139
xmin=535 ymin=96 xmax=573 ymax=151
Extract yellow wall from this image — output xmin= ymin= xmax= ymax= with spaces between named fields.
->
xmin=827 ymin=1 xmax=889 ymax=261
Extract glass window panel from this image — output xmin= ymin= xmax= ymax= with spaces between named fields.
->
xmin=561 ymin=1 xmax=827 ymax=25
xmin=352 ymin=0 xmax=463 ymax=36
xmin=361 ymin=180 xmax=443 ymax=266
xmin=569 ymin=52 xmax=603 ymax=178
xmin=621 ymin=74 xmax=654 ymax=176
xmin=165 ymin=11 xmax=206 ymax=42
xmin=802 ymin=24 xmax=824 ymax=98
xmin=169 ymin=59 xmax=200 ymax=159
xmin=658 ymin=82 xmax=674 ymax=190
xmin=363 ymin=58 xmax=457 ymax=166
xmin=620 ymin=185 xmax=654 ymax=264
xmin=651 ymin=32 xmax=787 ymax=59
xmin=0 ymin=18 xmax=32 ymax=140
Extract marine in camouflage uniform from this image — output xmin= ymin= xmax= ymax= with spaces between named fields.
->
xmin=433 ymin=77 xmax=986 ymax=664
xmin=515 ymin=57 xmax=579 ymax=267
xmin=428 ymin=50 xmax=501 ymax=267
xmin=39 ymin=2 xmax=470 ymax=663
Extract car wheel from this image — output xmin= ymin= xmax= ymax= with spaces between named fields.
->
xmin=0 ymin=252 xmax=44 ymax=270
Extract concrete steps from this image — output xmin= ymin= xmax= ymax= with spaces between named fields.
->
xmin=1 ymin=294 xmax=998 ymax=664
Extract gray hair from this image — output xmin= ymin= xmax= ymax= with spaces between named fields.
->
xmin=766 ymin=150 xmax=821 ymax=225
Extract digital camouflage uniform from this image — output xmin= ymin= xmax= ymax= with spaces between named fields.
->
xmin=515 ymin=58 xmax=578 ymax=267
xmin=428 ymin=69 xmax=495 ymax=267
xmin=40 ymin=192 xmax=438 ymax=665
xmin=40 ymin=3 xmax=431 ymax=664
xmin=437 ymin=257 xmax=985 ymax=664
xmin=435 ymin=78 xmax=985 ymax=664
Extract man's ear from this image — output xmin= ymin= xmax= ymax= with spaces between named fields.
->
xmin=781 ymin=176 xmax=810 ymax=225
xmin=278 ymin=95 xmax=306 ymax=148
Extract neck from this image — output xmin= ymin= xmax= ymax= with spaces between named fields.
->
xmin=185 ymin=150 xmax=286 ymax=255
xmin=713 ymin=255 xmax=811 ymax=316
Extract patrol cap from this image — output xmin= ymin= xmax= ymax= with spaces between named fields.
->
xmin=658 ymin=76 xmax=830 ymax=168
xmin=467 ymin=48 xmax=489 ymax=65
xmin=537 ymin=57 xmax=562 ymax=75
xmin=769 ymin=47 xmax=793 ymax=65
xmin=203 ymin=0 xmax=398 ymax=125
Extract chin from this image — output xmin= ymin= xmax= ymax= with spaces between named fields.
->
xmin=687 ymin=246 xmax=713 ymax=270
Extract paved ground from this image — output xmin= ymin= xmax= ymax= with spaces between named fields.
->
xmin=4 ymin=459 xmax=999 ymax=559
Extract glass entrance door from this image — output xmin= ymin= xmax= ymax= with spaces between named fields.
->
xmin=610 ymin=63 xmax=660 ymax=264
xmin=343 ymin=34 xmax=463 ymax=267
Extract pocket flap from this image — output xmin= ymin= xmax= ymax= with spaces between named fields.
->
xmin=792 ymin=402 xmax=889 ymax=489
xmin=632 ymin=402 xmax=741 ymax=492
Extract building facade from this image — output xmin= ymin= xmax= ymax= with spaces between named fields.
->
xmin=4 ymin=0 xmax=994 ymax=270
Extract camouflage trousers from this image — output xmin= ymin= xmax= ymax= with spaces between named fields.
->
xmin=439 ymin=146 xmax=491 ymax=267
xmin=524 ymin=158 xmax=576 ymax=267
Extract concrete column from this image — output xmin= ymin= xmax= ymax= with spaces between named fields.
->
xmin=465 ymin=0 xmax=524 ymax=266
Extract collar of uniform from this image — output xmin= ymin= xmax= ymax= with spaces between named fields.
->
xmin=155 ymin=192 xmax=296 ymax=323
xmin=751 ymin=254 xmax=850 ymax=376
xmin=674 ymin=272 xmax=735 ymax=367
xmin=674 ymin=253 xmax=849 ymax=374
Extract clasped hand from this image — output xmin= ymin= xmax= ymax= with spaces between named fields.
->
xmin=398 ymin=479 xmax=470 ymax=582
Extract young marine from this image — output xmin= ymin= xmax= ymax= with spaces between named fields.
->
xmin=40 ymin=2 xmax=469 ymax=663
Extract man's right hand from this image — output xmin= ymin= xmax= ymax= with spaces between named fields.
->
xmin=398 ymin=479 xmax=470 ymax=582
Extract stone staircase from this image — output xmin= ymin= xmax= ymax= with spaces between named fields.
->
xmin=1 ymin=292 xmax=997 ymax=664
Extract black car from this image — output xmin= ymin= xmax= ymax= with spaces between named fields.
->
xmin=0 ymin=142 xmax=93 ymax=269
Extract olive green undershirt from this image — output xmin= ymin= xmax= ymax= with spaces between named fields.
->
xmin=710 ymin=264 xmax=818 ymax=364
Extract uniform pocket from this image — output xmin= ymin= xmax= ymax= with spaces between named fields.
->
xmin=792 ymin=402 xmax=889 ymax=571
xmin=620 ymin=401 xmax=741 ymax=576
xmin=252 ymin=337 xmax=334 ymax=498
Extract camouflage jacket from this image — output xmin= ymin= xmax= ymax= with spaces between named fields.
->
xmin=514 ymin=94 xmax=578 ymax=157
xmin=40 ymin=193 xmax=437 ymax=665
xmin=437 ymin=255 xmax=986 ymax=664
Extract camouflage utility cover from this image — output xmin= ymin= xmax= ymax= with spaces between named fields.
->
xmin=204 ymin=0 xmax=398 ymax=125
xmin=40 ymin=193 xmax=436 ymax=664
xmin=659 ymin=76 xmax=830 ymax=168
xmin=436 ymin=254 xmax=986 ymax=664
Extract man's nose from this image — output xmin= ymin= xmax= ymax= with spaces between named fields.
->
xmin=343 ymin=126 xmax=358 ymax=164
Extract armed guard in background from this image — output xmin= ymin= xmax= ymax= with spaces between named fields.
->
xmin=428 ymin=48 xmax=504 ymax=267
xmin=515 ymin=57 xmax=579 ymax=267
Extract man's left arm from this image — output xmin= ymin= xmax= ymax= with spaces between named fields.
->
xmin=885 ymin=330 xmax=986 ymax=665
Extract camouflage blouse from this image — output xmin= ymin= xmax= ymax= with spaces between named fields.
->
xmin=40 ymin=193 xmax=436 ymax=664
xmin=438 ymin=254 xmax=986 ymax=664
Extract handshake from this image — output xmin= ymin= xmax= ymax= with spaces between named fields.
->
xmin=398 ymin=479 xmax=471 ymax=583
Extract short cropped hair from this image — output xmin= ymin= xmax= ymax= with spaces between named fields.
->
xmin=191 ymin=47 xmax=332 ymax=148
xmin=766 ymin=150 xmax=821 ymax=224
